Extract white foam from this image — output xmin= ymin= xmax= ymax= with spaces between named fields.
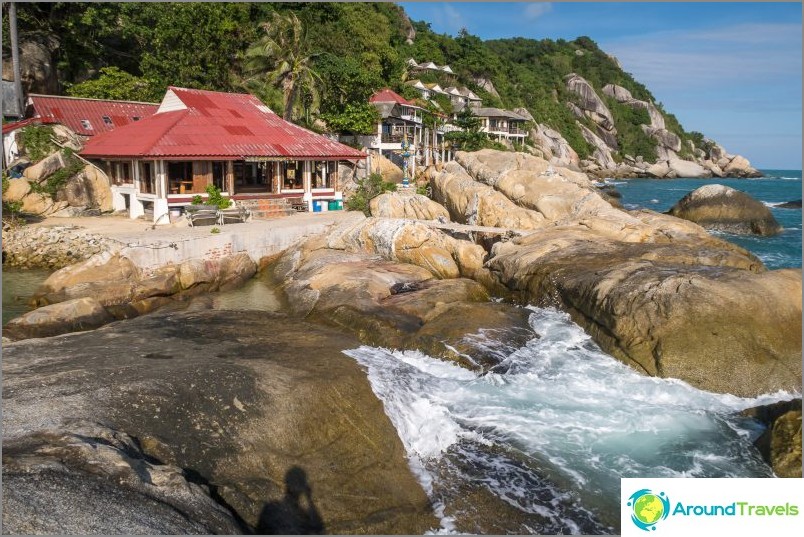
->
xmin=344 ymin=306 xmax=791 ymax=532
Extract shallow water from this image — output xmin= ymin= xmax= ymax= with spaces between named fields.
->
xmin=2 ymin=268 xmax=52 ymax=325
xmin=345 ymin=307 xmax=796 ymax=534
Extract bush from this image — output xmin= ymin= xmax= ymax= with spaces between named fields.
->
xmin=345 ymin=172 xmax=397 ymax=215
xmin=192 ymin=184 xmax=232 ymax=209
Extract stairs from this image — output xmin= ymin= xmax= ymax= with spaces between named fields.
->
xmin=237 ymin=197 xmax=299 ymax=220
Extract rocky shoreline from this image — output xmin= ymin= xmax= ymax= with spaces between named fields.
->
xmin=3 ymin=148 xmax=800 ymax=532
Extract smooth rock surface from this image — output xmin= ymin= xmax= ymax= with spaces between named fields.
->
xmin=370 ymin=191 xmax=450 ymax=221
xmin=3 ymin=297 xmax=113 ymax=340
xmin=668 ymin=184 xmax=782 ymax=235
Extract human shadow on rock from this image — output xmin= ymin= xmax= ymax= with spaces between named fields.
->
xmin=257 ymin=466 xmax=325 ymax=534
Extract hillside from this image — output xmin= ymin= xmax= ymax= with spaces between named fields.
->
xmin=2 ymin=2 xmax=759 ymax=177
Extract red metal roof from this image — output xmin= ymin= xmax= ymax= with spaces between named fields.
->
xmin=2 ymin=117 xmax=39 ymax=135
xmin=28 ymin=94 xmax=159 ymax=136
xmin=81 ymin=87 xmax=366 ymax=160
xmin=369 ymin=88 xmax=415 ymax=106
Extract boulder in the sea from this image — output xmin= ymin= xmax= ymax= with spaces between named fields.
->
xmin=3 ymin=297 xmax=113 ymax=340
xmin=723 ymin=155 xmax=762 ymax=178
xmin=370 ymin=192 xmax=450 ymax=221
xmin=777 ymin=199 xmax=802 ymax=209
xmin=666 ymin=158 xmax=709 ymax=178
xmin=668 ymin=184 xmax=782 ymax=236
xmin=743 ymin=399 xmax=802 ymax=478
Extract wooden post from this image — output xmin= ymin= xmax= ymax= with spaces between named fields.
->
xmin=226 ymin=161 xmax=234 ymax=195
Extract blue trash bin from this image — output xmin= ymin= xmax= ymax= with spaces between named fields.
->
xmin=312 ymin=200 xmax=322 ymax=213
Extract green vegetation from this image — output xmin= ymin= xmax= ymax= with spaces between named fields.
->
xmin=67 ymin=67 xmax=162 ymax=103
xmin=28 ymin=150 xmax=85 ymax=198
xmin=18 ymin=125 xmax=56 ymax=163
xmin=2 ymin=173 xmax=23 ymax=217
xmin=321 ymin=103 xmax=379 ymax=135
xmin=4 ymin=2 xmax=704 ymax=165
xmin=192 ymin=184 xmax=232 ymax=209
xmin=345 ymin=172 xmax=397 ymax=215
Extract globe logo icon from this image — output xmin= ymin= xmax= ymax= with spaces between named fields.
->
xmin=627 ymin=489 xmax=670 ymax=531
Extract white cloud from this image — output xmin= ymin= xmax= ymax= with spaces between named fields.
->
xmin=440 ymin=4 xmax=466 ymax=34
xmin=524 ymin=2 xmax=552 ymax=21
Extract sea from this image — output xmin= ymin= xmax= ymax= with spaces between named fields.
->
xmin=1 ymin=171 xmax=801 ymax=533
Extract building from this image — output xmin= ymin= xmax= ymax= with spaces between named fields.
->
xmin=2 ymin=94 xmax=159 ymax=164
xmin=473 ymin=107 xmax=529 ymax=142
xmin=406 ymin=59 xmax=455 ymax=79
xmin=443 ymin=86 xmax=482 ymax=112
xmin=80 ymin=87 xmax=365 ymax=224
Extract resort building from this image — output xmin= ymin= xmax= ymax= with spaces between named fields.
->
xmin=80 ymin=87 xmax=365 ymax=224
xmin=473 ymin=107 xmax=529 ymax=143
xmin=406 ymin=59 xmax=455 ymax=79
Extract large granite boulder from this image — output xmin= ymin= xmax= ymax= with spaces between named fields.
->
xmin=529 ymin=123 xmax=581 ymax=169
xmin=723 ymin=155 xmax=762 ymax=178
xmin=428 ymin=162 xmax=546 ymax=230
xmin=3 ymin=297 xmax=113 ymax=340
xmin=23 ymin=151 xmax=68 ymax=182
xmin=19 ymin=191 xmax=68 ymax=216
xmin=370 ymin=192 xmax=450 ymax=221
xmin=486 ymin=226 xmax=801 ymax=397
xmin=565 ymin=73 xmax=615 ymax=132
xmin=2 ymin=178 xmax=31 ymax=202
xmin=2 ymin=311 xmax=439 ymax=534
xmin=668 ymin=184 xmax=782 ymax=235
xmin=370 ymin=153 xmax=404 ymax=183
xmin=273 ymin=237 xmax=535 ymax=370
xmin=667 ymin=158 xmax=709 ymax=179
xmin=55 ymin=164 xmax=114 ymax=212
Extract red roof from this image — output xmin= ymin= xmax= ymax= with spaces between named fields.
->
xmin=2 ymin=117 xmax=39 ymax=135
xmin=81 ymin=87 xmax=365 ymax=160
xmin=29 ymin=94 xmax=159 ymax=136
xmin=369 ymin=88 xmax=415 ymax=106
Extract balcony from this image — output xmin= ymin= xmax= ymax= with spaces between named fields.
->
xmin=399 ymin=113 xmax=422 ymax=124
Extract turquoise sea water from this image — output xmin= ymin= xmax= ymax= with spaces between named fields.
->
xmin=614 ymin=170 xmax=802 ymax=269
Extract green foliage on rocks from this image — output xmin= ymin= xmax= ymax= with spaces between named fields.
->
xmin=18 ymin=125 xmax=56 ymax=163
xmin=67 ymin=67 xmax=162 ymax=103
xmin=346 ymin=172 xmax=397 ymax=215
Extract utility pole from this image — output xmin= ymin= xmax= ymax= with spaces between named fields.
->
xmin=9 ymin=1 xmax=26 ymax=118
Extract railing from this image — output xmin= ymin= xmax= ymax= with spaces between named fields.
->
xmin=381 ymin=134 xmax=406 ymax=144
xmin=508 ymin=127 xmax=526 ymax=135
xmin=399 ymin=114 xmax=422 ymax=123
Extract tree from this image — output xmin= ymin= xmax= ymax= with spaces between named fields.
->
xmin=445 ymin=107 xmax=488 ymax=151
xmin=320 ymin=103 xmax=379 ymax=135
xmin=67 ymin=67 xmax=163 ymax=102
xmin=245 ymin=11 xmax=322 ymax=121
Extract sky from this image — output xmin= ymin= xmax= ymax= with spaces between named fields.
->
xmin=398 ymin=2 xmax=802 ymax=169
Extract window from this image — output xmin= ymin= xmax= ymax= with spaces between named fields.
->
xmin=283 ymin=161 xmax=304 ymax=190
xmin=313 ymin=161 xmax=338 ymax=189
xmin=167 ymin=161 xmax=194 ymax=194
xmin=80 ymin=119 xmax=93 ymax=130
xmin=102 ymin=115 xmax=113 ymax=127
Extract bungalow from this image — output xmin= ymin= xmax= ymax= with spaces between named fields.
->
xmin=80 ymin=87 xmax=365 ymax=224
xmin=444 ymin=86 xmax=482 ymax=112
xmin=473 ymin=107 xmax=529 ymax=142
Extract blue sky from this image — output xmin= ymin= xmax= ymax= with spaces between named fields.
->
xmin=399 ymin=2 xmax=802 ymax=169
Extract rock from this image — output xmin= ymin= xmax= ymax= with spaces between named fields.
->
xmin=2 ymin=178 xmax=31 ymax=202
xmin=472 ymin=76 xmax=500 ymax=99
xmin=486 ymin=227 xmax=801 ymax=397
xmin=51 ymin=124 xmax=85 ymax=152
xmin=370 ymin=192 xmax=450 ymax=221
xmin=1 ymin=224 xmax=121 ymax=269
xmin=646 ymin=160 xmax=670 ymax=178
xmin=667 ymin=158 xmax=709 ymax=178
xmin=529 ymin=124 xmax=581 ymax=169
xmin=1 ymin=36 xmax=60 ymax=95
xmin=645 ymin=127 xmax=681 ymax=153
xmin=512 ymin=107 xmax=534 ymax=122
xmin=20 ymin=192 xmax=69 ymax=216
xmin=2 ymin=423 xmax=244 ymax=534
xmin=428 ymin=162 xmax=545 ymax=230
xmin=3 ymin=297 xmax=114 ymax=340
xmin=56 ymin=165 xmax=113 ymax=211
xmin=601 ymin=83 xmax=633 ymax=102
xmin=275 ymin=240 xmax=535 ymax=369
xmin=327 ymin=216 xmax=488 ymax=281
xmin=723 ymin=155 xmax=762 ymax=178
xmin=564 ymin=74 xmax=615 ymax=131
xmin=668 ymin=184 xmax=782 ymax=235
xmin=701 ymin=159 xmax=725 ymax=177
xmin=338 ymin=163 xmax=358 ymax=194
xmin=23 ymin=151 xmax=67 ymax=182
xmin=578 ymin=123 xmax=617 ymax=169
xmin=370 ymin=153 xmax=404 ymax=183
xmin=777 ymin=199 xmax=802 ymax=209
xmin=743 ymin=399 xmax=802 ymax=478
xmin=2 ymin=311 xmax=438 ymax=534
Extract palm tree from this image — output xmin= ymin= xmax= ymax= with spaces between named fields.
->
xmin=245 ymin=11 xmax=321 ymax=122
